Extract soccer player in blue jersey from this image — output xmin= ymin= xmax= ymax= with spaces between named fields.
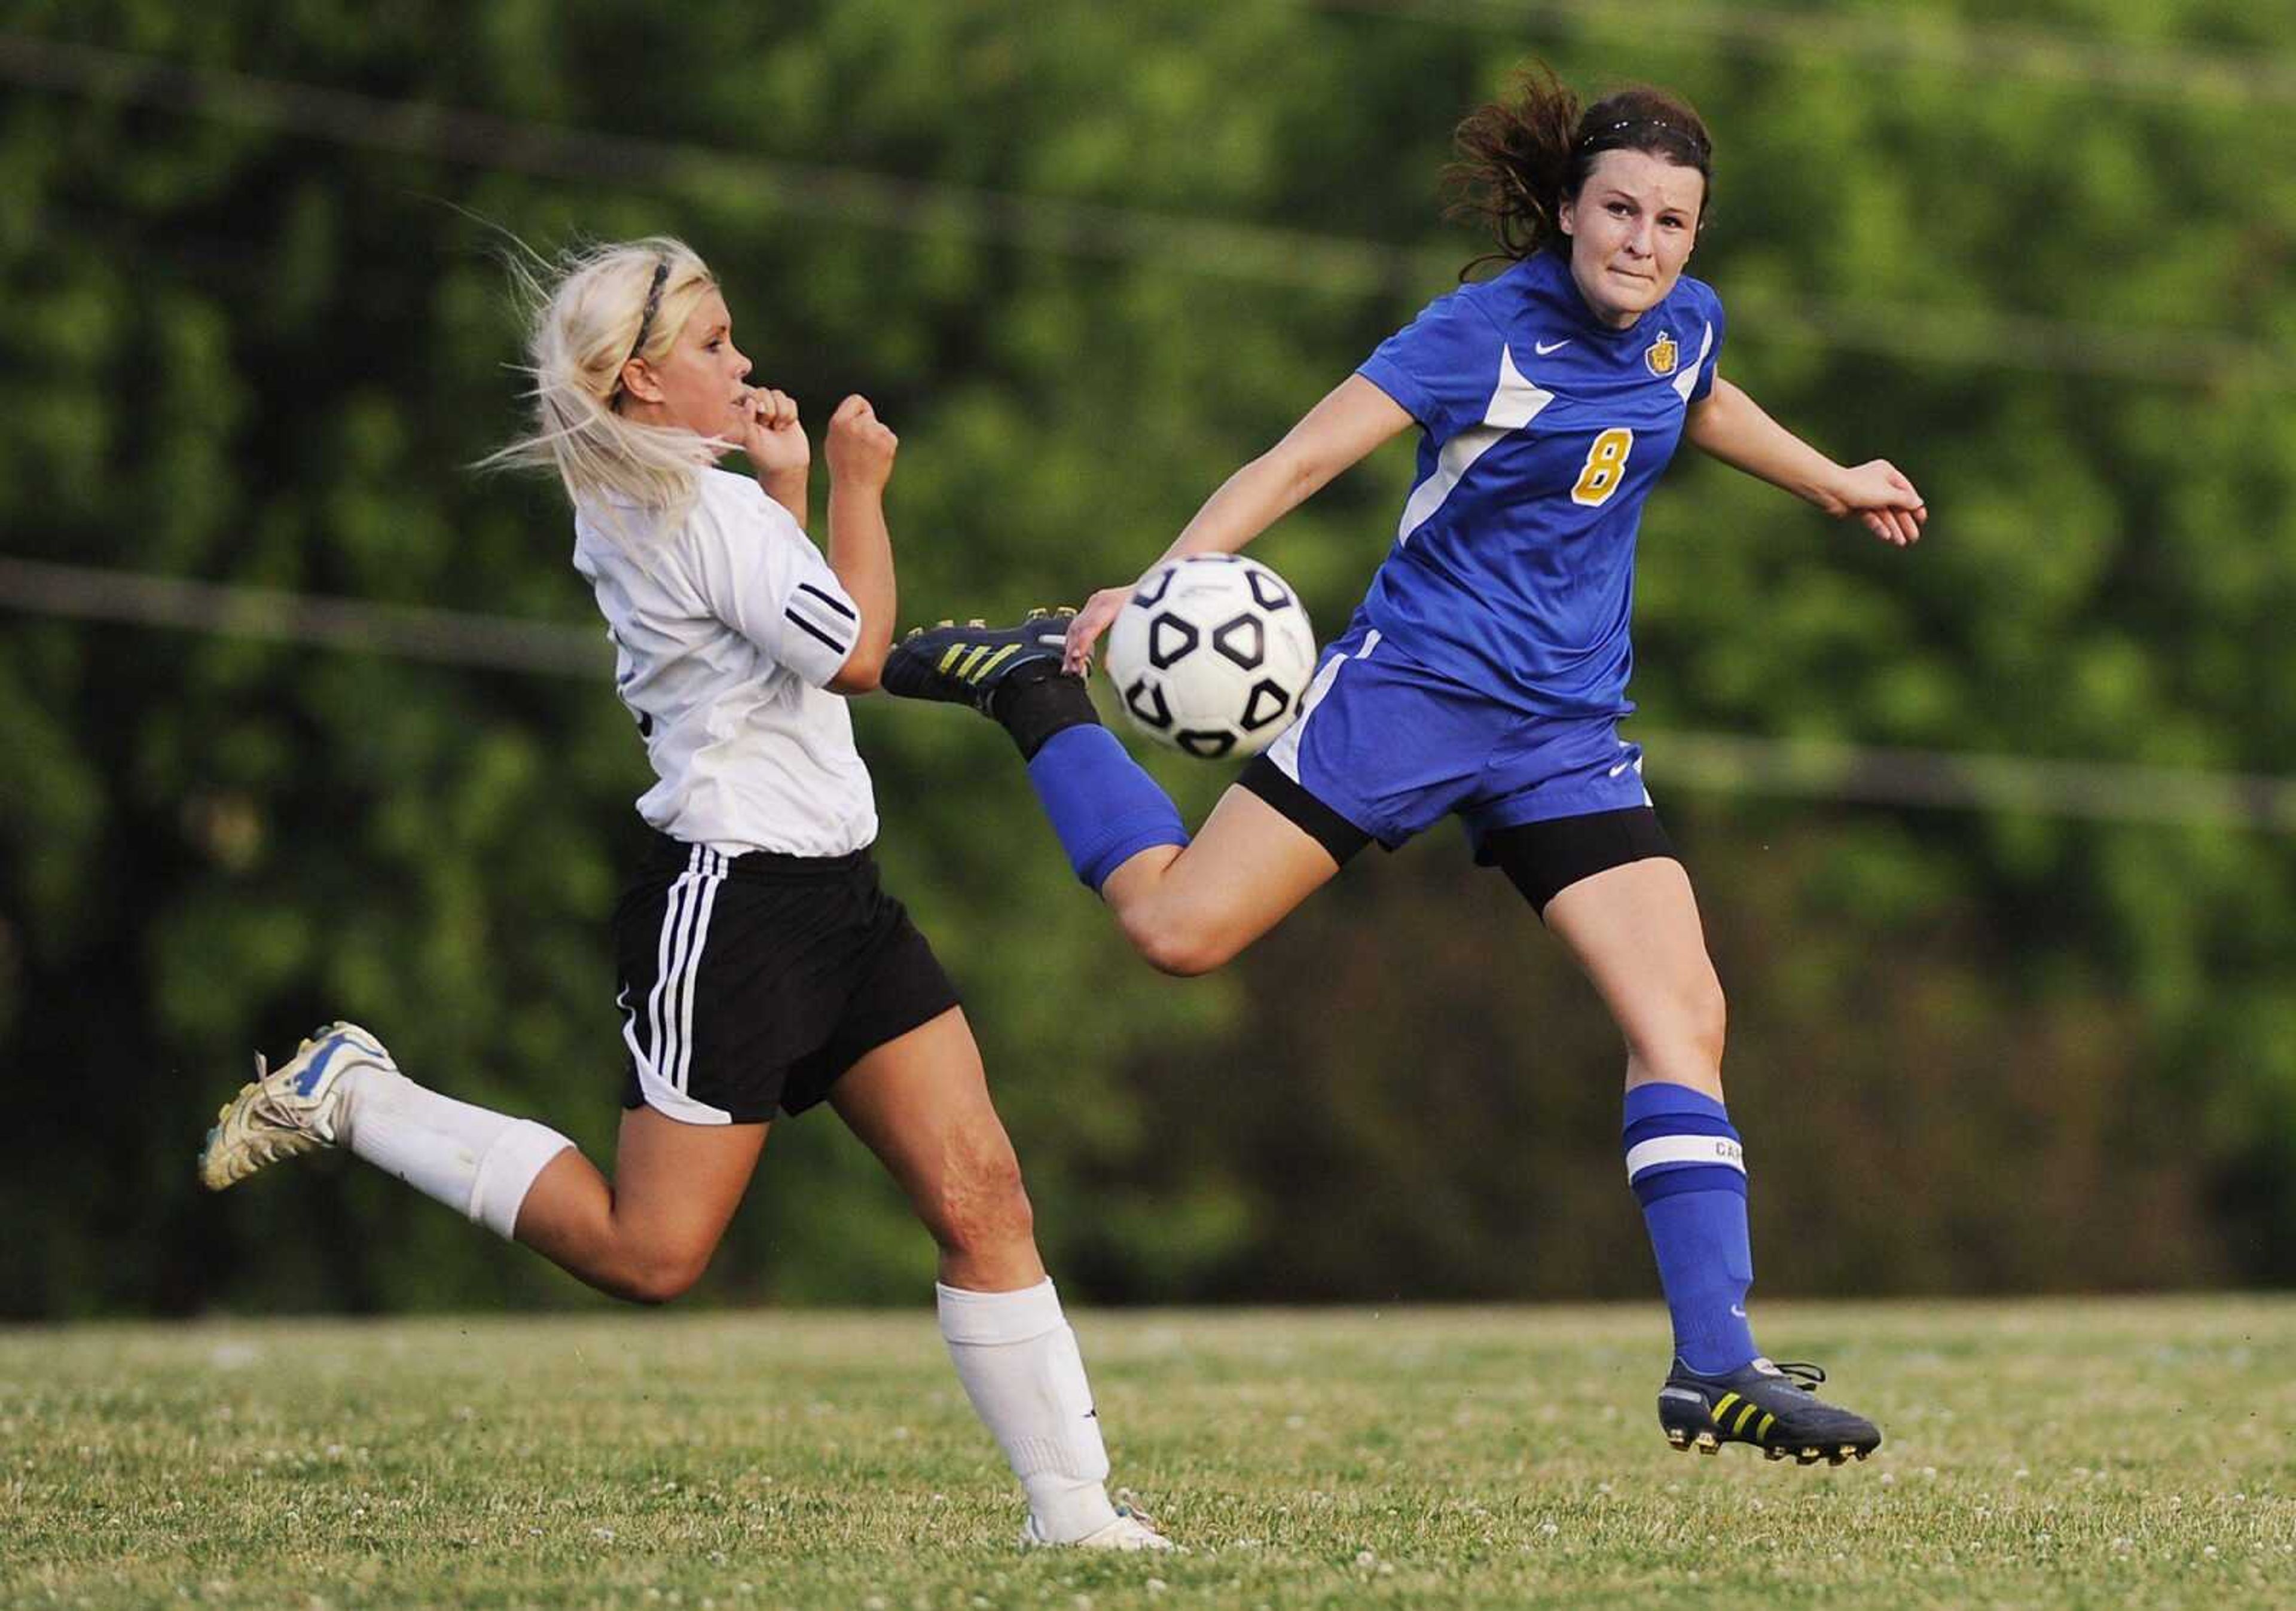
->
xmin=883 ymin=68 xmax=1924 ymax=1463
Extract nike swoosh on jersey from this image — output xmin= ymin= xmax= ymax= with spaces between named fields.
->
xmin=1534 ymin=338 xmax=1572 ymax=354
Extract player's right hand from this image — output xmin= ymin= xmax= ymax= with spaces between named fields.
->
xmin=825 ymin=395 xmax=897 ymax=491
xmin=737 ymin=386 xmax=808 ymax=479
xmin=1064 ymin=584 xmax=1134 ymax=672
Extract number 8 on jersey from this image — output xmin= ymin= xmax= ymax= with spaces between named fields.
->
xmin=1572 ymin=427 xmax=1635 ymax=508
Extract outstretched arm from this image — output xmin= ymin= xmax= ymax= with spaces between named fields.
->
xmin=1166 ymin=375 xmax=1415 ymax=559
xmin=1065 ymin=375 xmax=1413 ymax=669
xmin=1686 ymin=376 xmax=1926 ymax=548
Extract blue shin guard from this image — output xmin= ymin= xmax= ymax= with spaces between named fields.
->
xmin=1025 ymin=725 xmax=1189 ymax=891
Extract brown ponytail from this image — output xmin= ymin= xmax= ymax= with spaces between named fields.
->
xmin=1445 ymin=65 xmax=1714 ymax=276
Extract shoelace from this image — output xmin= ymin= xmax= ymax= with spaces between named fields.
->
xmin=243 ymin=1034 xmax=326 ymax=1132
xmin=1770 ymin=1361 xmax=1828 ymax=1393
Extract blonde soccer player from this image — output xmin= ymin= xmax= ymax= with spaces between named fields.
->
xmin=197 ymin=238 xmax=1168 ymax=1550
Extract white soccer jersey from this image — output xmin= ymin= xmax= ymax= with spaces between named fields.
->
xmin=573 ymin=466 xmax=876 ymax=857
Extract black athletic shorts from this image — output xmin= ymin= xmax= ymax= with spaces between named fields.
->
xmin=610 ymin=834 xmax=960 ymax=1124
xmin=1238 ymin=754 xmax=1678 ymax=916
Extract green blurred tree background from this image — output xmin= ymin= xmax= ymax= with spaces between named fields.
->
xmin=2 ymin=0 xmax=2291 ymax=1318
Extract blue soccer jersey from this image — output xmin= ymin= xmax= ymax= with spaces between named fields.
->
xmin=1354 ymin=249 xmax=1724 ymax=717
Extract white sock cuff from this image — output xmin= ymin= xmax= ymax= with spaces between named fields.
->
xmin=936 ymin=1277 xmax=1065 ymax=1346
xmin=468 ymin=1120 xmax=573 ymax=1239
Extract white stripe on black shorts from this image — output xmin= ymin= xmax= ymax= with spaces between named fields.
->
xmin=610 ymin=834 xmax=961 ymax=1124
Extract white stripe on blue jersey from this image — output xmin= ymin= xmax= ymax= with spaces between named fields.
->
xmin=1355 ymin=250 xmax=1726 ymax=720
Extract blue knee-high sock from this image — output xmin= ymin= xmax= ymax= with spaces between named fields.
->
xmin=1025 ymin=725 xmax=1189 ymax=890
xmin=1624 ymin=1082 xmax=1758 ymax=1375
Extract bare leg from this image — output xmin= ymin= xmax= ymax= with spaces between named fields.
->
xmin=512 ymin=1107 xmax=767 ymax=1303
xmin=1541 ymin=857 xmax=1729 ymax=1098
xmin=1096 ymin=784 xmax=1342 ymax=976
xmin=830 ymin=1006 xmax=1042 ymax=1291
xmin=835 ymin=1006 xmax=1152 ymax=1545
xmin=1543 ymin=855 xmax=1768 ymax=1382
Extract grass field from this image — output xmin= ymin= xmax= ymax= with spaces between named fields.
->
xmin=4 ymin=1298 xmax=2292 ymax=1609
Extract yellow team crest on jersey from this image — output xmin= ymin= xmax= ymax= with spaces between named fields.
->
xmin=1644 ymin=331 xmax=1680 ymax=377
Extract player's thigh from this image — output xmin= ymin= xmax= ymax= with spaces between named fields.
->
xmin=604 ymin=1103 xmax=770 ymax=1257
xmin=829 ymin=1006 xmax=1034 ymax=1246
xmin=1541 ymin=855 xmax=1727 ymax=1069
xmin=1107 ymin=782 xmax=1342 ymax=971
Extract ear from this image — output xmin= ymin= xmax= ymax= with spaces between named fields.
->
xmin=618 ymin=358 xmax=665 ymax=405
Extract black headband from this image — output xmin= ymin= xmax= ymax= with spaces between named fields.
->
xmin=615 ymin=258 xmax=671 ymax=392
xmin=1576 ymin=117 xmax=1709 ymax=160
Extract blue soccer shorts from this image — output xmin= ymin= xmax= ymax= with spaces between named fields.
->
xmin=1238 ymin=619 xmax=1660 ymax=870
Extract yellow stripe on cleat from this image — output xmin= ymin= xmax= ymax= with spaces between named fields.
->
xmin=954 ymin=644 xmax=993 ymax=680
xmin=936 ymin=644 xmax=967 ymax=674
xmin=1732 ymin=1403 xmax=1759 ymax=1436
xmin=972 ymin=644 xmax=1021 ymax=681
xmin=1711 ymin=1392 xmax=1741 ymax=1424
xmin=1756 ymin=1411 xmax=1776 ymax=1442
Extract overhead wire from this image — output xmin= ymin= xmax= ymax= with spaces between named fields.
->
xmin=0 ymin=557 xmax=605 ymax=678
xmin=0 ymin=33 xmax=2286 ymax=387
xmin=4 ymin=556 xmax=2292 ymax=834
xmin=1308 ymin=0 xmax=2296 ymax=106
xmin=2 ymin=27 xmax=2289 ymax=829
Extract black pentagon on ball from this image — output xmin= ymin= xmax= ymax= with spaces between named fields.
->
xmin=1132 ymin=565 xmax=1177 ymax=607
xmin=1175 ymin=728 xmax=1239 ymax=759
xmin=1124 ymin=677 xmax=1173 ymax=729
xmin=1147 ymin=612 xmax=1199 ymax=670
xmin=1245 ymin=568 xmax=1293 ymax=610
xmin=1212 ymin=613 xmax=1265 ymax=670
xmin=1240 ymin=678 xmax=1291 ymax=730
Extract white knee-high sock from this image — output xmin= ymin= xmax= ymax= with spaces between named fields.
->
xmin=335 ymin=1066 xmax=572 ymax=1239
xmin=938 ymin=1278 xmax=1119 ymax=1541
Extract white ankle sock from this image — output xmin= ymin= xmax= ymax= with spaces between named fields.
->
xmin=937 ymin=1278 xmax=1119 ymax=1541
xmin=337 ymin=1066 xmax=572 ymax=1239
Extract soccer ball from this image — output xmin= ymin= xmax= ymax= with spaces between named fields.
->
xmin=1106 ymin=555 xmax=1317 ymax=759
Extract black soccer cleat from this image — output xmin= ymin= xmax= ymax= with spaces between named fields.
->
xmin=1657 ymin=1358 xmax=1882 ymax=1466
xmin=880 ymin=609 xmax=1076 ymax=714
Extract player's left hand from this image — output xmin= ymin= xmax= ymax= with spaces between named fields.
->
xmin=1827 ymin=459 xmax=1926 ymax=548
xmin=739 ymin=386 xmax=810 ymax=479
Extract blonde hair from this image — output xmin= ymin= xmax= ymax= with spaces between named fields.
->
xmin=481 ymin=236 xmax=725 ymax=532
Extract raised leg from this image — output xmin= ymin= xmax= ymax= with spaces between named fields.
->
xmin=512 ymin=1106 xmax=767 ymax=1304
xmin=1095 ymin=782 xmax=1342 ymax=977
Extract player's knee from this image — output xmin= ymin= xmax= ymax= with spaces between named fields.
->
xmin=934 ymin=1150 xmax=1035 ymax=1258
xmin=1662 ymin=973 xmax=1728 ymax=1075
xmin=1118 ymin=899 xmax=1235 ymax=977
xmin=1690 ymin=975 xmax=1727 ymax=1063
xmin=1626 ymin=972 xmax=1727 ymax=1085
xmin=612 ymin=1243 xmax=714 ymax=1306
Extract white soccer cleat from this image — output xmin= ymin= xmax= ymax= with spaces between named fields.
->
xmin=197 ymin=1021 xmax=393 ymax=1191
xmin=1021 ymin=1502 xmax=1173 ymax=1552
